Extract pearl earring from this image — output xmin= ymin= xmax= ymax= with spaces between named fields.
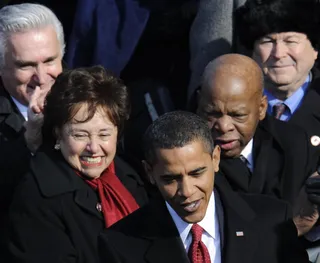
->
xmin=54 ymin=143 xmax=61 ymax=150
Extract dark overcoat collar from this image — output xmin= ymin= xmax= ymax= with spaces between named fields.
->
xmin=0 ymin=80 xmax=25 ymax=134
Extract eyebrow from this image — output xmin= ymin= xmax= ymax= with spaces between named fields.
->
xmin=202 ymin=104 xmax=217 ymax=111
xmin=14 ymin=55 xmax=58 ymax=67
xmin=189 ymin=167 xmax=207 ymax=175
xmin=160 ymin=166 xmax=207 ymax=178
xmin=70 ymin=128 xmax=113 ymax=133
xmin=262 ymin=34 xmax=301 ymax=40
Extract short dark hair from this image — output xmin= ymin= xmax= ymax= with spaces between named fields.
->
xmin=43 ymin=66 xmax=130 ymax=146
xmin=235 ymin=0 xmax=320 ymax=50
xmin=143 ymin=111 xmax=214 ymax=165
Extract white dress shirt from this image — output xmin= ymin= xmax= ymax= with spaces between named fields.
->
xmin=166 ymin=193 xmax=221 ymax=263
xmin=240 ymin=138 xmax=254 ymax=172
xmin=11 ymin=96 xmax=28 ymax=121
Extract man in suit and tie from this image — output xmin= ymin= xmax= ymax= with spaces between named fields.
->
xmin=196 ymin=53 xmax=319 ymax=209
xmin=235 ymin=0 xmax=320 ymax=137
xmin=0 ymin=3 xmax=64 ymax=192
xmin=98 ymin=111 xmax=308 ymax=263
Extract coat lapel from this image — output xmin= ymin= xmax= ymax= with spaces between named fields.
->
xmin=143 ymin=200 xmax=190 ymax=263
xmin=218 ymin=159 xmax=250 ymax=192
xmin=32 ymin=149 xmax=103 ymax=221
xmin=215 ymin=190 xmax=225 ymax=251
xmin=215 ymin=175 xmax=259 ymax=263
xmin=0 ymin=84 xmax=25 ymax=135
xmin=145 ymin=236 xmax=190 ymax=263
xmin=250 ymin=119 xmax=283 ymax=194
xmin=290 ymin=69 xmax=320 ymax=123
xmin=73 ymin=189 xmax=104 ymax=220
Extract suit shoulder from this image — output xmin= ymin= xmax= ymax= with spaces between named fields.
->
xmin=268 ymin=118 xmax=310 ymax=151
xmin=108 ymin=201 xmax=154 ymax=233
xmin=239 ymin=193 xmax=291 ymax=219
xmin=105 ymin=198 xmax=174 ymax=238
xmin=114 ymin=156 xmax=144 ymax=185
xmin=11 ymin=170 xmax=62 ymax=211
xmin=272 ymin=118 xmax=306 ymax=137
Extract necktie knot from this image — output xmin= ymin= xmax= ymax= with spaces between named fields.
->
xmin=239 ymin=155 xmax=247 ymax=165
xmin=191 ymin=224 xmax=203 ymax=242
xmin=272 ymin=103 xmax=287 ymax=119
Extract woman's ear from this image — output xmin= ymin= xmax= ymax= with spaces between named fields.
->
xmin=54 ymin=127 xmax=61 ymax=141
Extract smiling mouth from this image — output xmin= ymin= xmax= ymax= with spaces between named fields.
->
xmin=181 ymin=200 xmax=201 ymax=213
xmin=80 ymin=156 xmax=103 ymax=167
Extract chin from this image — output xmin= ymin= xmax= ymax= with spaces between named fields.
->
xmin=221 ymin=149 xmax=240 ymax=159
xmin=82 ymin=173 xmax=101 ymax=180
xmin=182 ymin=212 xmax=206 ymax=224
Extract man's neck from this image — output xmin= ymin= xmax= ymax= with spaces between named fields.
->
xmin=264 ymin=77 xmax=307 ymax=101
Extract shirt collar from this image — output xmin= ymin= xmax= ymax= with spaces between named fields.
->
xmin=264 ymin=74 xmax=311 ymax=115
xmin=11 ymin=96 xmax=28 ymax=120
xmin=240 ymin=138 xmax=253 ymax=168
xmin=166 ymin=192 xmax=217 ymax=243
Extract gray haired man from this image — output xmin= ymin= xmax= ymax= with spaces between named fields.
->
xmin=0 ymin=3 xmax=65 ymax=258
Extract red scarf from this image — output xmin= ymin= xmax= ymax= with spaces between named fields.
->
xmin=76 ymin=161 xmax=139 ymax=227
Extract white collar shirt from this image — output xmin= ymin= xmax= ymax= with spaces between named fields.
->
xmin=166 ymin=193 xmax=221 ymax=263
xmin=11 ymin=96 xmax=28 ymax=121
xmin=240 ymin=138 xmax=254 ymax=172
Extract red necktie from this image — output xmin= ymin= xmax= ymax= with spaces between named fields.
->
xmin=188 ymin=224 xmax=211 ymax=263
xmin=272 ymin=103 xmax=287 ymax=119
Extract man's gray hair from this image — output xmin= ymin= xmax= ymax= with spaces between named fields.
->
xmin=0 ymin=3 xmax=65 ymax=69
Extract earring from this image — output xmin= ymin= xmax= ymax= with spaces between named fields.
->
xmin=54 ymin=143 xmax=61 ymax=150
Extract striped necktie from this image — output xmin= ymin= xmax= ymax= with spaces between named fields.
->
xmin=272 ymin=103 xmax=287 ymax=119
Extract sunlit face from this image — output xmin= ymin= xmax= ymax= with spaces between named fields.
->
xmin=253 ymin=32 xmax=318 ymax=97
xmin=57 ymin=105 xmax=118 ymax=179
xmin=1 ymin=26 xmax=63 ymax=106
xmin=145 ymin=141 xmax=220 ymax=223
xmin=197 ymin=76 xmax=267 ymax=158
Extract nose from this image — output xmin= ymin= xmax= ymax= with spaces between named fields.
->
xmin=214 ymin=115 xmax=234 ymax=134
xmin=178 ymin=177 xmax=194 ymax=199
xmin=271 ymin=42 xmax=287 ymax=59
xmin=86 ymin=137 xmax=100 ymax=154
xmin=32 ymin=65 xmax=47 ymax=86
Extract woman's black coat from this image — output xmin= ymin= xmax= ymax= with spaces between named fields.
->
xmin=7 ymin=148 xmax=148 ymax=263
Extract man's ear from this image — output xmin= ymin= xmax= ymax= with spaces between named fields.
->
xmin=212 ymin=145 xmax=221 ymax=172
xmin=259 ymin=95 xmax=268 ymax=121
xmin=142 ymin=160 xmax=156 ymax=185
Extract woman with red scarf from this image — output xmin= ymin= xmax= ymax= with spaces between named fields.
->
xmin=7 ymin=66 xmax=149 ymax=263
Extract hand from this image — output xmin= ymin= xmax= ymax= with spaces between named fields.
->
xmin=293 ymin=206 xmax=319 ymax=237
xmin=306 ymin=169 xmax=320 ymax=205
xmin=293 ymin=172 xmax=320 ymax=236
xmin=24 ymin=86 xmax=48 ymax=153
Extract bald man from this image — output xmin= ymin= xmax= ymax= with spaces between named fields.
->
xmin=196 ymin=54 xmax=319 ymax=208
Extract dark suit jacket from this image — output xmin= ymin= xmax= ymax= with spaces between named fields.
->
xmin=219 ymin=115 xmax=317 ymax=207
xmin=98 ymin=174 xmax=308 ymax=263
xmin=289 ymin=68 xmax=320 ymax=141
xmin=0 ymin=82 xmax=31 ymax=200
xmin=6 ymin=148 xmax=149 ymax=263
xmin=0 ymin=82 xmax=31 ymax=259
